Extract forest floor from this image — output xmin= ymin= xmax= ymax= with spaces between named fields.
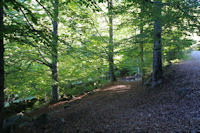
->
xmin=23 ymin=51 xmax=200 ymax=133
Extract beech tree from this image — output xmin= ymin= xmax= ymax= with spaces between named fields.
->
xmin=152 ymin=0 xmax=163 ymax=87
xmin=150 ymin=0 xmax=199 ymax=87
xmin=107 ymin=0 xmax=116 ymax=82
xmin=51 ymin=0 xmax=59 ymax=101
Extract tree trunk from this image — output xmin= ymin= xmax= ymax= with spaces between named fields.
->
xmin=108 ymin=0 xmax=116 ymax=82
xmin=139 ymin=1 xmax=145 ymax=84
xmin=136 ymin=57 xmax=140 ymax=74
xmin=139 ymin=22 xmax=144 ymax=83
xmin=152 ymin=0 xmax=163 ymax=87
xmin=51 ymin=0 xmax=59 ymax=102
xmin=0 ymin=0 xmax=4 ymax=130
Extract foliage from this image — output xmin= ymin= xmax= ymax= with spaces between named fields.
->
xmin=2 ymin=0 xmax=199 ymax=103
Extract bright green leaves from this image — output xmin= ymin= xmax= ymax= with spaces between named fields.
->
xmin=3 ymin=0 xmax=198 ymax=102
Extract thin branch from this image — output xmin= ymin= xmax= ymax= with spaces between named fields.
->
xmin=18 ymin=7 xmax=36 ymax=31
xmin=37 ymin=48 xmax=51 ymax=65
xmin=34 ymin=59 xmax=51 ymax=67
xmin=35 ymin=0 xmax=53 ymax=22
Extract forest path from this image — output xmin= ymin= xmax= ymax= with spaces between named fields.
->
xmin=191 ymin=50 xmax=200 ymax=60
xmin=27 ymin=51 xmax=200 ymax=133
xmin=171 ymin=51 xmax=200 ymax=90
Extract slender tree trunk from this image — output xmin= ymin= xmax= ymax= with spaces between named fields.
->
xmin=139 ymin=22 xmax=144 ymax=83
xmin=0 ymin=0 xmax=4 ymax=130
xmin=136 ymin=57 xmax=140 ymax=74
xmin=51 ymin=0 xmax=59 ymax=101
xmin=139 ymin=1 xmax=145 ymax=84
xmin=108 ymin=0 xmax=116 ymax=82
xmin=152 ymin=0 xmax=162 ymax=87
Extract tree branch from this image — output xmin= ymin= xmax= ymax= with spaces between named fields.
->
xmin=35 ymin=0 xmax=53 ymax=22
xmin=18 ymin=7 xmax=36 ymax=31
xmin=37 ymin=49 xmax=51 ymax=65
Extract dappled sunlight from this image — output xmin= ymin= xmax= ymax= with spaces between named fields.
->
xmin=49 ymin=83 xmax=133 ymax=111
xmin=2 ymin=0 xmax=199 ymax=132
xmin=49 ymin=93 xmax=89 ymax=110
xmin=96 ymin=84 xmax=131 ymax=93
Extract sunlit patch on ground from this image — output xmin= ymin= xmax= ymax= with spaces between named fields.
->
xmin=96 ymin=84 xmax=131 ymax=93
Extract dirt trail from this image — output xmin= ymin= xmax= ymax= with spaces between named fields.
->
xmin=27 ymin=51 xmax=200 ymax=133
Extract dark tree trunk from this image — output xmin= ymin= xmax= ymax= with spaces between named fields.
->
xmin=0 ymin=0 xmax=4 ymax=130
xmin=139 ymin=25 xmax=144 ymax=83
xmin=51 ymin=0 xmax=59 ymax=102
xmin=152 ymin=0 xmax=163 ymax=87
xmin=108 ymin=0 xmax=116 ymax=82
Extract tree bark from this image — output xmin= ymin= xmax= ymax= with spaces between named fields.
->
xmin=152 ymin=0 xmax=163 ymax=87
xmin=0 ymin=0 xmax=4 ymax=130
xmin=51 ymin=0 xmax=59 ymax=102
xmin=139 ymin=19 xmax=144 ymax=84
xmin=108 ymin=0 xmax=116 ymax=82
